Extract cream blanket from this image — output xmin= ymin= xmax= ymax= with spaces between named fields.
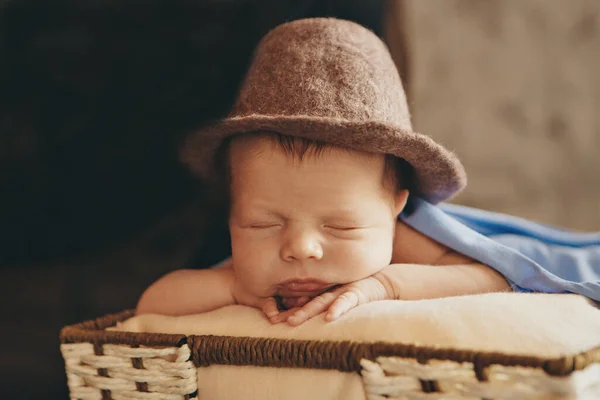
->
xmin=117 ymin=293 xmax=600 ymax=357
xmin=114 ymin=293 xmax=600 ymax=400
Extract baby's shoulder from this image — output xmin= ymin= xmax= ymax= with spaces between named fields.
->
xmin=393 ymin=221 xmax=477 ymax=265
xmin=392 ymin=220 xmax=450 ymax=265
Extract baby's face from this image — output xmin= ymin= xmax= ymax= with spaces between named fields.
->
xmin=228 ymin=136 xmax=404 ymax=299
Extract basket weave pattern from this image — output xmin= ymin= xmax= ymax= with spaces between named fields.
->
xmin=61 ymin=342 xmax=197 ymax=400
xmin=60 ymin=311 xmax=600 ymax=400
xmin=361 ymin=358 xmax=600 ymax=399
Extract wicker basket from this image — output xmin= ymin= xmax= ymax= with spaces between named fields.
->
xmin=60 ymin=309 xmax=600 ymax=400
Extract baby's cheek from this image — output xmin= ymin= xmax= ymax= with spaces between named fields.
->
xmin=370 ymin=234 xmax=394 ymax=266
xmin=232 ymin=242 xmax=278 ymax=295
xmin=233 ymin=262 xmax=271 ymax=296
xmin=343 ymin=237 xmax=392 ymax=277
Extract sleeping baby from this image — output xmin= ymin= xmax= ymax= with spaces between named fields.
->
xmin=136 ymin=18 xmax=599 ymax=325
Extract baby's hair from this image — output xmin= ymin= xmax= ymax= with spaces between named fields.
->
xmin=212 ymin=131 xmax=415 ymax=212
xmin=277 ymin=134 xmax=414 ymax=198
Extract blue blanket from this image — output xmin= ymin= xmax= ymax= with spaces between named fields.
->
xmin=399 ymin=198 xmax=600 ymax=302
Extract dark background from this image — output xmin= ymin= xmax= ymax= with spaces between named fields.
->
xmin=0 ymin=1 xmax=392 ymax=398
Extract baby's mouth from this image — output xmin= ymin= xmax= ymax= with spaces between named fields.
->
xmin=276 ymin=278 xmax=334 ymax=297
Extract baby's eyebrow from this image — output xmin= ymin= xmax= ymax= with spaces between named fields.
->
xmin=325 ymin=212 xmax=367 ymax=225
xmin=241 ymin=205 xmax=284 ymax=219
xmin=328 ymin=205 xmax=361 ymax=215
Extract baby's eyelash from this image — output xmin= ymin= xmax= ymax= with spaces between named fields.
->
xmin=324 ymin=225 xmax=360 ymax=231
xmin=249 ymin=223 xmax=281 ymax=229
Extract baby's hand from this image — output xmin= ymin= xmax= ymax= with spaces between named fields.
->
xmin=269 ymin=274 xmax=393 ymax=326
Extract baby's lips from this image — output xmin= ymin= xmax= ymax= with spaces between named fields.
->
xmin=294 ymin=283 xmax=324 ymax=292
xmin=279 ymin=280 xmax=331 ymax=293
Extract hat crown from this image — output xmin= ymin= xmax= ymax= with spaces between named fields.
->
xmin=232 ymin=18 xmax=412 ymax=131
xmin=181 ymin=18 xmax=467 ymax=204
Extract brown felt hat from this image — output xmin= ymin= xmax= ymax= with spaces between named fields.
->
xmin=182 ymin=18 xmax=466 ymax=203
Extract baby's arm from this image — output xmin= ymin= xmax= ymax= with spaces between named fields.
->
xmin=388 ymin=222 xmax=511 ymax=299
xmin=136 ymin=260 xmax=236 ymax=316
xmin=377 ymin=258 xmax=511 ymax=301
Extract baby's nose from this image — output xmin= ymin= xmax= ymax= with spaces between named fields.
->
xmin=280 ymin=233 xmax=323 ymax=262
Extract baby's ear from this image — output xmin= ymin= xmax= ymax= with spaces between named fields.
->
xmin=393 ymin=189 xmax=410 ymax=216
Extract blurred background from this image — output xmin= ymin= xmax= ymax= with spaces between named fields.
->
xmin=0 ymin=0 xmax=598 ymax=398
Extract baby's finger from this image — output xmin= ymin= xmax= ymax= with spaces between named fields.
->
xmin=287 ymin=291 xmax=338 ymax=326
xmin=281 ymin=296 xmax=311 ymax=310
xmin=269 ymin=307 xmax=301 ymax=324
xmin=260 ymin=297 xmax=279 ymax=319
xmin=325 ymin=291 xmax=360 ymax=321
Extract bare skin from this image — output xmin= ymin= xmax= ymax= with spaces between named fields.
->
xmin=137 ymin=135 xmax=510 ymax=325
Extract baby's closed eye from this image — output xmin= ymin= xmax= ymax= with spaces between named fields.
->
xmin=324 ymin=225 xmax=361 ymax=231
xmin=322 ymin=217 xmax=369 ymax=230
xmin=248 ymin=223 xmax=282 ymax=229
xmin=322 ymin=223 xmax=371 ymax=239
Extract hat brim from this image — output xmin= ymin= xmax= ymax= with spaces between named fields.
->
xmin=182 ymin=115 xmax=466 ymax=204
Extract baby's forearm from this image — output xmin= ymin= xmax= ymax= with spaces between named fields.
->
xmin=136 ymin=266 xmax=236 ymax=316
xmin=376 ymin=263 xmax=511 ymax=300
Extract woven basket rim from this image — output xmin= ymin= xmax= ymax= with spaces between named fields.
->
xmin=59 ymin=309 xmax=600 ymax=377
